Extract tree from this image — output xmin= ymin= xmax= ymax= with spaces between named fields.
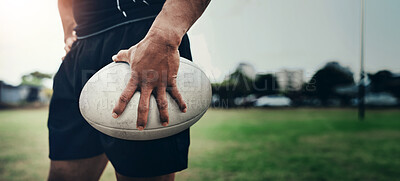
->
xmin=253 ymin=74 xmax=279 ymax=96
xmin=369 ymin=70 xmax=400 ymax=98
xmin=20 ymin=71 xmax=52 ymax=102
xmin=304 ymin=62 xmax=355 ymax=105
xmin=211 ymin=64 xmax=256 ymax=108
xmin=228 ymin=70 xmax=254 ymax=98
xmin=21 ymin=71 xmax=52 ymax=87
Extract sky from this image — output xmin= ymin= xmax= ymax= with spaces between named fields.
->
xmin=0 ymin=0 xmax=399 ymax=86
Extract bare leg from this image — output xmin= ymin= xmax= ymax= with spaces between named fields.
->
xmin=116 ymin=172 xmax=175 ymax=181
xmin=48 ymin=153 xmax=109 ymax=181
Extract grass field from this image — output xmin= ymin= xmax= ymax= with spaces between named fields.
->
xmin=0 ymin=108 xmax=399 ymax=181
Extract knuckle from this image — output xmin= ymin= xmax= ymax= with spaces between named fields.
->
xmin=117 ymin=50 xmax=126 ymax=58
xmin=158 ymin=100 xmax=168 ymax=110
xmin=119 ymin=94 xmax=130 ymax=103
xmin=130 ymin=71 xmax=138 ymax=79
xmin=138 ymin=105 xmax=149 ymax=114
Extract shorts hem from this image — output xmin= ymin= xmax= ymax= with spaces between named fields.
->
xmin=115 ymin=165 xmax=188 ymax=178
xmin=49 ymin=151 xmax=105 ymax=161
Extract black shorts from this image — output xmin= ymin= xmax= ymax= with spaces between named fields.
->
xmin=47 ymin=18 xmax=192 ymax=178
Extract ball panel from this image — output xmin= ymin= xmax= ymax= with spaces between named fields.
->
xmin=86 ymin=108 xmax=208 ymax=140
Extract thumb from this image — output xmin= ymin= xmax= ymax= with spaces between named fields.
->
xmin=112 ymin=49 xmax=130 ymax=63
xmin=112 ymin=45 xmax=137 ymax=63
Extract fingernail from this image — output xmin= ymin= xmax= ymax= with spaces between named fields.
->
xmin=112 ymin=55 xmax=117 ymax=61
xmin=182 ymin=108 xmax=187 ymax=113
xmin=162 ymin=122 xmax=168 ymax=126
xmin=112 ymin=112 xmax=118 ymax=118
xmin=137 ymin=126 xmax=144 ymax=131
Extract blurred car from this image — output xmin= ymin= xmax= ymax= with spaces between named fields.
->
xmin=255 ymin=95 xmax=291 ymax=107
xmin=365 ymin=92 xmax=398 ymax=106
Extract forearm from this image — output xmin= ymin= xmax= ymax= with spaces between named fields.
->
xmin=146 ymin=0 xmax=211 ymax=47
xmin=58 ymin=0 xmax=76 ymax=42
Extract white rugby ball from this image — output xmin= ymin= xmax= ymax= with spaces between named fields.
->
xmin=79 ymin=57 xmax=211 ymax=140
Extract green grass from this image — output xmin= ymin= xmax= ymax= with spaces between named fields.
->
xmin=0 ymin=108 xmax=399 ymax=180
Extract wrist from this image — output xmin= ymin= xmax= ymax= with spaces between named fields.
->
xmin=145 ymin=26 xmax=183 ymax=49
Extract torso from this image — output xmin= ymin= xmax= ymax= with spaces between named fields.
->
xmin=73 ymin=0 xmax=165 ymax=38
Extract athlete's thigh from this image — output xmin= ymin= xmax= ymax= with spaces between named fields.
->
xmin=48 ymin=153 xmax=108 ymax=181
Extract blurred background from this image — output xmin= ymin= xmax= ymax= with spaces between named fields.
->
xmin=0 ymin=0 xmax=399 ymax=180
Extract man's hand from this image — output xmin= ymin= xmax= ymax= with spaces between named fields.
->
xmin=62 ymin=31 xmax=77 ymax=60
xmin=111 ymin=33 xmax=187 ymax=131
xmin=111 ymin=0 xmax=210 ymax=130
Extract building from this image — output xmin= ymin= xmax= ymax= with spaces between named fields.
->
xmin=0 ymin=81 xmax=49 ymax=106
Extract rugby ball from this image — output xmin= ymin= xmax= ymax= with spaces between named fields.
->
xmin=79 ymin=57 xmax=211 ymax=140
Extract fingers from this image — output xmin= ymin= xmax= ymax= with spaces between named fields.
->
xmin=112 ymin=50 xmax=130 ymax=63
xmin=155 ymin=87 xmax=169 ymax=126
xmin=62 ymin=44 xmax=72 ymax=60
xmin=72 ymin=31 xmax=77 ymax=39
xmin=112 ymin=46 xmax=136 ymax=63
xmin=112 ymin=74 xmax=138 ymax=118
xmin=64 ymin=44 xmax=71 ymax=53
xmin=136 ymin=87 xmax=152 ymax=131
xmin=168 ymin=83 xmax=187 ymax=113
xmin=63 ymin=36 xmax=76 ymax=57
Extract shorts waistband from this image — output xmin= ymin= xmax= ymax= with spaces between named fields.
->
xmin=77 ymin=15 xmax=157 ymax=40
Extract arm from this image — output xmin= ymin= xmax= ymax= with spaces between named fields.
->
xmin=111 ymin=0 xmax=211 ymax=130
xmin=147 ymin=0 xmax=211 ymax=48
xmin=58 ymin=0 xmax=77 ymax=58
